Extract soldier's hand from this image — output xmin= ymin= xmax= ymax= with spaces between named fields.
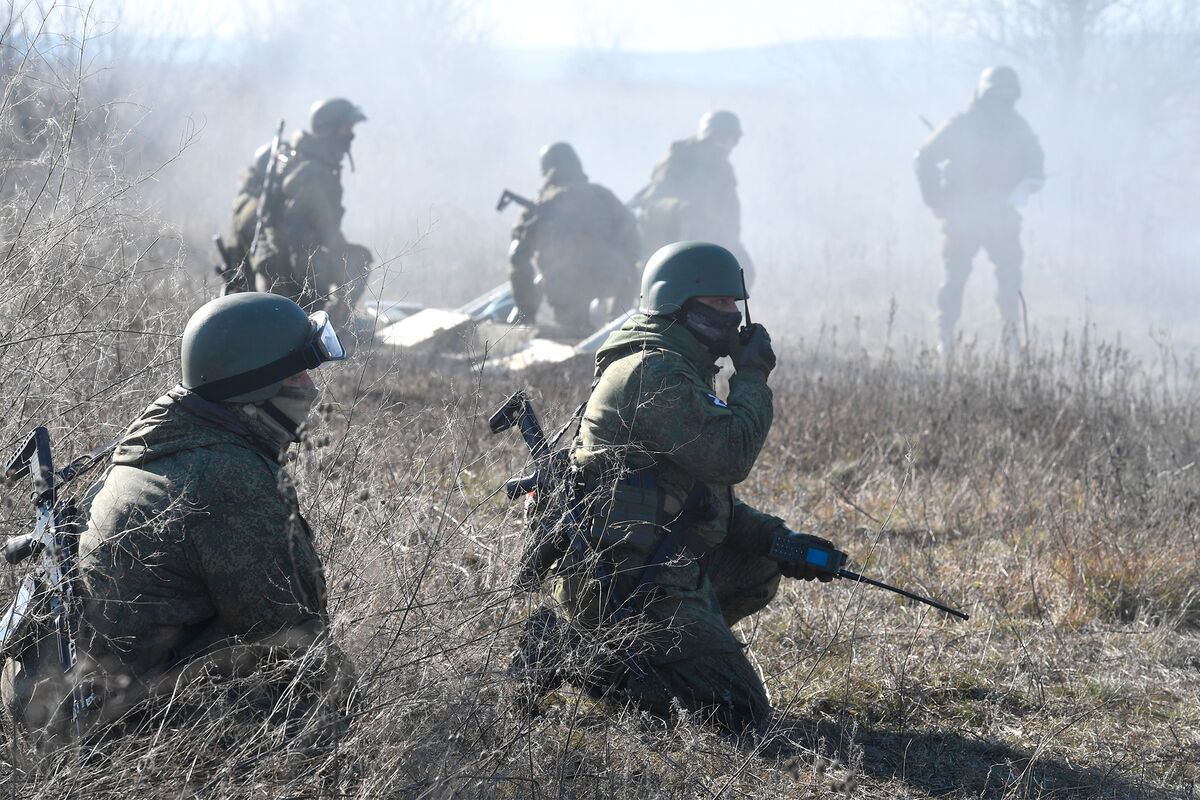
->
xmin=771 ymin=531 xmax=840 ymax=582
xmin=730 ymin=323 xmax=776 ymax=379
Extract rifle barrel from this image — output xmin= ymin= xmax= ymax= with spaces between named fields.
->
xmin=838 ymin=568 xmax=969 ymax=621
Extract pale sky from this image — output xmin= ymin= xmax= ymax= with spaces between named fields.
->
xmin=481 ymin=0 xmax=907 ymax=50
xmin=115 ymin=0 xmax=909 ymax=50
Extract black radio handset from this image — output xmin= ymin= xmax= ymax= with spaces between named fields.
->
xmin=738 ymin=268 xmax=753 ymax=344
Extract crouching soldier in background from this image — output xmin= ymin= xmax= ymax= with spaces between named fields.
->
xmin=512 ymin=242 xmax=836 ymax=739
xmin=2 ymin=293 xmax=354 ymax=746
xmin=508 ymin=142 xmax=642 ymax=336
xmin=236 ymin=97 xmax=373 ymax=331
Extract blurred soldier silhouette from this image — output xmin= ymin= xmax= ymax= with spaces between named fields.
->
xmin=508 ymin=142 xmax=641 ymax=336
xmin=915 ymin=67 xmax=1044 ymax=354
xmin=231 ymin=98 xmax=373 ymax=331
xmin=630 ymin=110 xmax=755 ymax=286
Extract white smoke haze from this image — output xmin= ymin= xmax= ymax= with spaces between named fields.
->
xmin=57 ymin=0 xmax=1200 ymax=358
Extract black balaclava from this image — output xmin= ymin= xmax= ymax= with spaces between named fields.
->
xmin=680 ymin=298 xmax=742 ymax=358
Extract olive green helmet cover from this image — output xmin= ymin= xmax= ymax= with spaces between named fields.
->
xmin=539 ymin=142 xmax=583 ymax=176
xmin=977 ymin=66 xmax=1021 ymax=100
xmin=309 ymin=97 xmax=367 ymax=136
xmin=698 ymin=109 xmax=742 ymax=141
xmin=639 ymin=241 xmax=746 ymax=316
xmin=182 ymin=293 xmax=313 ymax=402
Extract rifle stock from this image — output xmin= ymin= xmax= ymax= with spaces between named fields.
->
xmin=496 ymin=189 xmax=536 ymax=213
xmin=1 ymin=428 xmax=108 ymax=734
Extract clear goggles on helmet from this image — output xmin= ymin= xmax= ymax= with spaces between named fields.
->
xmin=304 ymin=310 xmax=346 ymax=368
xmin=192 ymin=310 xmax=347 ymax=402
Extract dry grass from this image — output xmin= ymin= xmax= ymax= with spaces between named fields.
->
xmin=3 ymin=8 xmax=1200 ymax=800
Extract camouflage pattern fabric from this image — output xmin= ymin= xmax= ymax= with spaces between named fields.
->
xmin=630 ymin=137 xmax=754 ymax=285
xmin=1 ymin=389 xmax=345 ymax=736
xmin=552 ymin=313 xmax=787 ymax=735
xmin=227 ymin=143 xmax=272 ymax=269
xmin=249 ymin=130 xmax=371 ymax=329
xmin=510 ymin=166 xmax=641 ymax=333
xmin=915 ymin=97 xmax=1043 ymax=342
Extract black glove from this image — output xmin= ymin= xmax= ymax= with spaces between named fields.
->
xmin=769 ymin=531 xmax=841 ymax=582
xmin=730 ymin=323 xmax=776 ymax=379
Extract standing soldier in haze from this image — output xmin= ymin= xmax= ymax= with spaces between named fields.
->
xmin=915 ymin=66 xmax=1044 ymax=354
xmin=512 ymin=242 xmax=837 ymax=738
xmin=1 ymin=293 xmax=354 ymax=743
xmin=630 ymin=110 xmax=755 ymax=285
xmin=235 ymin=98 xmax=373 ymax=330
xmin=508 ymin=142 xmax=642 ymax=336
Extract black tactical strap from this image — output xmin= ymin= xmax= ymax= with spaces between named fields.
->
xmin=190 ymin=348 xmax=320 ymax=403
xmin=610 ymin=480 xmax=710 ymax=623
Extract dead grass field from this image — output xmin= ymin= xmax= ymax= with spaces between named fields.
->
xmin=4 ymin=8 xmax=1200 ymax=798
xmin=12 ymin=333 xmax=1198 ymax=799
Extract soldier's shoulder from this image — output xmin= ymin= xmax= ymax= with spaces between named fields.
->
xmin=665 ymin=137 xmax=701 ymax=159
xmin=601 ymin=343 xmax=695 ymax=389
xmin=585 ymin=181 xmax=627 ymax=208
xmin=177 ymin=438 xmax=284 ymax=503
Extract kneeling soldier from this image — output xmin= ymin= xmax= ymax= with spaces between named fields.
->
xmin=2 ymin=293 xmax=352 ymax=743
xmin=517 ymin=241 xmax=835 ymax=738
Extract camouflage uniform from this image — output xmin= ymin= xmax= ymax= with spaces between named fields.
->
xmin=227 ymin=142 xmax=271 ymax=273
xmin=630 ymin=137 xmax=754 ymax=285
xmin=1 ymin=388 xmax=343 ymax=736
xmin=510 ymin=165 xmax=641 ymax=334
xmin=916 ymin=69 xmax=1044 ymax=349
xmin=552 ymin=313 xmax=787 ymax=735
xmin=250 ymin=130 xmax=371 ymax=328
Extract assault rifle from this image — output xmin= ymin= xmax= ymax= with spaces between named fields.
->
xmin=242 ymin=119 xmax=288 ymax=287
xmin=768 ymin=532 xmax=969 ymax=620
xmin=496 ymin=189 xmax=536 ymax=213
xmin=1 ymin=428 xmax=112 ymax=735
xmin=489 ymin=391 xmax=582 ymax=588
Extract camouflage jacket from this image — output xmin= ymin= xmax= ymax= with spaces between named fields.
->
xmin=564 ymin=314 xmax=786 ymax=616
xmin=510 ymin=169 xmax=641 ymax=303
xmin=274 ymin=129 xmax=350 ymax=254
xmin=631 ymin=136 xmax=742 ymax=246
xmin=77 ymin=389 xmax=330 ymax=690
xmin=915 ymin=102 xmax=1044 ymax=209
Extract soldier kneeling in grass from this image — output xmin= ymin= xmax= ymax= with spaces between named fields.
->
xmin=508 ymin=242 xmax=837 ymax=739
xmin=1 ymin=293 xmax=354 ymax=748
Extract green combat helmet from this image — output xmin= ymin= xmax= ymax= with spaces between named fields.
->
xmin=182 ymin=293 xmax=346 ymax=403
xmin=977 ymin=66 xmax=1021 ymax=101
xmin=539 ymin=142 xmax=583 ymax=177
xmin=639 ymin=241 xmax=746 ymax=316
xmin=697 ymin=109 xmax=742 ymax=141
xmin=309 ymin=97 xmax=367 ymax=137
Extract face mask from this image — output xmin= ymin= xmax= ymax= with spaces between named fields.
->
xmin=682 ymin=300 xmax=742 ymax=358
xmin=266 ymin=385 xmax=320 ymax=440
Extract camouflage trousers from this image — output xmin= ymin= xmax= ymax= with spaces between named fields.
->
xmin=546 ymin=541 xmax=781 ymax=737
xmin=938 ymin=206 xmax=1023 ymax=347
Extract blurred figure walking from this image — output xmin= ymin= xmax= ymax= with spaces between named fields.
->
xmin=630 ymin=110 xmax=756 ymax=286
xmin=915 ymin=67 xmax=1044 ymax=354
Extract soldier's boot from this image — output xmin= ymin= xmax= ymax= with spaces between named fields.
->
xmin=508 ymin=607 xmax=579 ymax=714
